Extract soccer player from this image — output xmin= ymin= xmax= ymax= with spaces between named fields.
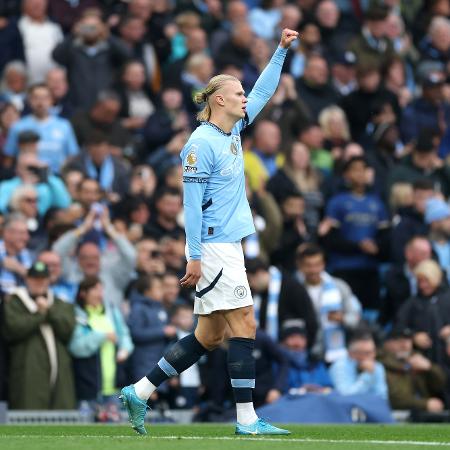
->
xmin=120 ymin=28 xmax=299 ymax=436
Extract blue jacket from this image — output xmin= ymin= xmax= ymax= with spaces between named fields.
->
xmin=127 ymin=291 xmax=170 ymax=380
xmin=69 ymin=304 xmax=134 ymax=400
xmin=0 ymin=176 xmax=71 ymax=216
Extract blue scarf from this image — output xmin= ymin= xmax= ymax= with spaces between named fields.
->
xmin=296 ymin=271 xmax=347 ymax=362
xmin=254 ymin=266 xmax=282 ymax=341
xmin=85 ymin=155 xmax=115 ymax=192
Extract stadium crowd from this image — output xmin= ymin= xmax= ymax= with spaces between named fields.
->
xmin=1 ymin=0 xmax=450 ymax=423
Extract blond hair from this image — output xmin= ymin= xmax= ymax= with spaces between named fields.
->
xmin=318 ymin=105 xmax=351 ymax=141
xmin=193 ymin=74 xmax=239 ymax=122
xmin=414 ymin=259 xmax=443 ymax=289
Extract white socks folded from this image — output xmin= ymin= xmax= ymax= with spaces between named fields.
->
xmin=134 ymin=377 xmax=157 ymax=401
xmin=236 ymin=402 xmax=258 ymax=426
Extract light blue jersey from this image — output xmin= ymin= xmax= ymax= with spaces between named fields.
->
xmin=181 ymin=46 xmax=287 ymax=260
xmin=4 ymin=114 xmax=79 ymax=174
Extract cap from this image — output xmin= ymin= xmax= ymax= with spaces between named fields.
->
xmin=280 ymin=319 xmax=307 ymax=341
xmin=422 ymin=72 xmax=445 ymax=89
xmin=27 ymin=261 xmax=49 ymax=278
xmin=385 ymin=327 xmax=413 ymax=340
xmin=425 ymin=197 xmax=450 ymax=224
xmin=333 ymin=50 xmax=357 ymax=66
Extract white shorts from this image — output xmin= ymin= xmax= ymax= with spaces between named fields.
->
xmin=186 ymin=242 xmax=253 ymax=315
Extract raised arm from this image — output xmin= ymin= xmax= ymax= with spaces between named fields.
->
xmin=243 ymin=29 xmax=298 ymax=128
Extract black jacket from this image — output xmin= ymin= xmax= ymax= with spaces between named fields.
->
xmin=396 ymin=288 xmax=450 ymax=366
xmin=255 ymin=273 xmax=318 ymax=346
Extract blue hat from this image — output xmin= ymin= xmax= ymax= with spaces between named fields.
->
xmin=425 ymin=198 xmax=450 ymax=224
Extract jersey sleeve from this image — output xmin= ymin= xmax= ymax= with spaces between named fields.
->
xmin=236 ymin=46 xmax=288 ymax=132
xmin=181 ymin=139 xmax=214 ymax=260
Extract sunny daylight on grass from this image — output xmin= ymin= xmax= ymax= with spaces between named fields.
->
xmin=1 ymin=424 xmax=450 ymax=450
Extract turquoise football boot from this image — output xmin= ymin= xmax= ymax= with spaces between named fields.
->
xmin=235 ymin=418 xmax=290 ymax=435
xmin=119 ymin=385 xmax=149 ymax=435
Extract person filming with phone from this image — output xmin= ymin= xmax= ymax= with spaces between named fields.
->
xmin=0 ymin=152 xmax=71 ymax=216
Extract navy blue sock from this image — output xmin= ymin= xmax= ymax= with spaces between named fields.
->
xmin=146 ymin=333 xmax=207 ymax=387
xmin=228 ymin=337 xmax=255 ymax=403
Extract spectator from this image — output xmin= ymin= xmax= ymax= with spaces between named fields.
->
xmin=8 ymin=184 xmax=46 ymax=253
xmin=0 ymin=61 xmax=27 ymax=112
xmin=128 ymin=274 xmax=174 ymax=381
xmin=419 ymin=16 xmax=450 ymax=67
xmin=52 ymin=206 xmax=136 ymax=307
xmin=396 ymin=259 xmax=450 ymax=367
xmin=18 ymin=0 xmax=63 ymax=83
xmin=246 ymin=258 xmax=318 ymax=345
xmin=0 ymin=103 xmax=20 ymax=159
xmin=379 ymin=327 xmax=446 ymax=413
xmin=45 ymin=67 xmax=74 ymax=119
xmin=388 ymin=130 xmax=450 ymax=198
xmin=330 ymin=50 xmax=358 ymax=97
xmin=144 ymin=187 xmax=184 ymax=240
xmin=244 ymin=120 xmax=283 ymax=191
xmin=133 ymin=238 xmax=166 ymax=280
xmin=295 ymin=244 xmax=362 ymax=363
xmin=216 ymin=21 xmax=253 ymax=69
xmin=366 ymin=122 xmax=401 ymax=200
xmin=118 ymin=15 xmax=160 ymax=93
xmin=297 ymin=122 xmax=333 ymax=177
xmin=382 ymin=56 xmax=413 ymax=109
xmin=0 ymin=213 xmax=32 ymax=297
xmin=143 ymin=87 xmax=190 ymax=155
xmin=69 ymin=276 xmax=133 ymax=413
xmin=267 ymin=141 xmax=322 ymax=234
xmin=425 ymin=198 xmax=450 ymax=283
xmin=258 ymin=74 xmax=311 ymax=148
xmin=348 ymin=5 xmax=394 ymax=70
xmin=0 ymin=152 xmax=71 ymax=216
xmin=64 ymin=131 xmax=131 ymax=203
xmin=48 ymin=0 xmax=100 ymax=34
xmin=340 ymin=64 xmax=399 ymax=142
xmin=38 ymin=250 xmax=77 ymax=304
xmin=70 ymin=90 xmax=132 ymax=156
xmin=315 ymin=0 xmax=345 ymax=59
xmin=243 ymin=179 xmax=282 ymax=263
xmin=52 ymin=9 xmax=131 ymax=110
xmin=3 ymin=261 xmax=76 ymax=409
xmin=321 ymin=156 xmax=390 ymax=311
xmin=116 ymin=61 xmax=155 ymax=133
xmin=381 ymin=236 xmax=433 ymax=326
xmin=400 ymin=71 xmax=450 ymax=145
xmin=280 ymin=319 xmax=333 ymax=392
xmin=180 ymin=53 xmax=215 ymax=119
xmin=270 ymin=190 xmax=308 ymax=271
xmin=162 ymin=271 xmax=185 ymax=309
xmin=4 ymin=84 xmax=79 ymax=174
xmin=330 ymin=332 xmax=388 ymax=399
xmin=319 ymin=105 xmax=351 ymax=154
xmin=0 ymin=13 xmax=24 ymax=76
xmin=390 ymin=179 xmax=434 ymax=263
xmin=248 ymin=0 xmax=282 ymax=41
xmin=296 ymin=54 xmax=339 ymax=121
xmin=242 ymin=37 xmax=271 ymax=92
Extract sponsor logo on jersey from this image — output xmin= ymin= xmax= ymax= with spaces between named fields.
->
xmin=184 ymin=165 xmax=197 ymax=173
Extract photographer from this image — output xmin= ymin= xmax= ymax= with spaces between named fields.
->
xmin=52 ymin=205 xmax=136 ymax=307
xmin=52 ymin=9 xmax=131 ymax=110
xmin=3 ymin=261 xmax=76 ymax=409
xmin=0 ymin=152 xmax=71 ymax=216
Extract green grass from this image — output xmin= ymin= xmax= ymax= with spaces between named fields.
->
xmin=1 ymin=424 xmax=450 ymax=450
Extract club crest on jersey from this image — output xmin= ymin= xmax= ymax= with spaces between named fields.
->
xmin=230 ymin=141 xmax=238 ymax=155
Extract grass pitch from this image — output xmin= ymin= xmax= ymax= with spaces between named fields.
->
xmin=1 ymin=424 xmax=450 ymax=450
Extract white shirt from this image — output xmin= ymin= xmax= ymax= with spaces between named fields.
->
xmin=18 ymin=16 xmax=63 ymax=83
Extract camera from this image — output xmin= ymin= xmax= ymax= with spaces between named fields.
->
xmin=26 ymin=165 xmax=48 ymax=183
